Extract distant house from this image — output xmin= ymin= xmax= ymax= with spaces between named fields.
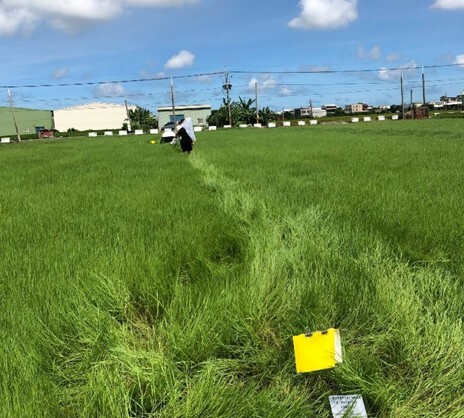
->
xmin=439 ymin=95 xmax=462 ymax=109
xmin=344 ymin=103 xmax=371 ymax=113
xmin=157 ymin=104 xmax=212 ymax=128
xmin=322 ymin=104 xmax=338 ymax=114
xmin=345 ymin=103 xmax=364 ymax=113
xmin=53 ymin=102 xmax=136 ymax=132
xmin=294 ymin=107 xmax=327 ymax=118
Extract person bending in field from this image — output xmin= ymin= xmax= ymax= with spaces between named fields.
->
xmin=176 ymin=118 xmax=196 ymax=154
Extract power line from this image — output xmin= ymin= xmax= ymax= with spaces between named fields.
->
xmin=230 ymin=63 xmax=464 ymax=75
xmin=0 ymin=71 xmax=224 ymax=90
xmin=2 ymin=63 xmax=463 ymax=91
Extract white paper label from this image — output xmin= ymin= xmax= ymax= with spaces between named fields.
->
xmin=329 ymin=395 xmax=367 ymax=418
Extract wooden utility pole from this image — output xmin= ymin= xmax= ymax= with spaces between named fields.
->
xmin=223 ymin=69 xmax=232 ymax=126
xmin=8 ymin=89 xmax=21 ymax=142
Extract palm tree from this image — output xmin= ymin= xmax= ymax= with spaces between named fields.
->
xmin=236 ymin=97 xmax=256 ymax=124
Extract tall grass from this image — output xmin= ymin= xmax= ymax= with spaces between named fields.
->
xmin=1 ymin=121 xmax=463 ymax=417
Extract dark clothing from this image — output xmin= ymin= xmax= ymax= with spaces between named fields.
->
xmin=178 ymin=127 xmax=193 ymax=153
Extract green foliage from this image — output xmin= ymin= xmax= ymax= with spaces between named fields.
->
xmin=208 ymin=98 xmax=276 ymax=127
xmin=1 ymin=120 xmax=463 ymax=417
xmin=259 ymin=106 xmax=276 ymax=125
xmin=124 ymin=106 xmax=157 ymax=131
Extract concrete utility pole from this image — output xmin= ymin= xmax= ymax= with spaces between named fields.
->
xmin=223 ymin=69 xmax=232 ymax=126
xmin=170 ymin=77 xmax=177 ymax=130
xmin=400 ymin=71 xmax=405 ymax=119
xmin=125 ymin=100 xmax=132 ymax=132
xmin=255 ymin=81 xmax=259 ymax=125
xmin=8 ymin=89 xmax=21 ymax=142
xmin=422 ymin=66 xmax=426 ymax=106
xmin=410 ymin=89 xmax=414 ymax=119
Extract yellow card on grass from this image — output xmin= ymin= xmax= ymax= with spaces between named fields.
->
xmin=293 ymin=328 xmax=342 ymax=373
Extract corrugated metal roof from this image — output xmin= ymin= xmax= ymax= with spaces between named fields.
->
xmin=56 ymin=102 xmax=134 ymax=111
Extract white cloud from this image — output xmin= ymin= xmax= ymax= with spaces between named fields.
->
xmin=139 ymin=70 xmax=167 ymax=79
xmin=0 ymin=7 xmax=37 ymax=36
xmin=288 ymin=0 xmax=358 ymax=30
xmin=299 ymin=65 xmax=332 ymax=73
xmin=248 ymin=75 xmax=278 ymax=93
xmin=386 ymin=53 xmax=401 ymax=62
xmin=431 ymin=0 xmax=464 ymax=9
xmin=94 ymin=82 xmax=126 ymax=97
xmin=195 ymin=74 xmax=213 ymax=83
xmin=164 ymin=50 xmax=195 ymax=69
xmin=278 ymin=86 xmax=293 ymax=96
xmin=453 ymin=54 xmax=464 ymax=66
xmin=248 ymin=77 xmax=259 ymax=90
xmin=0 ymin=0 xmax=200 ymax=35
xmin=52 ymin=68 xmax=69 ymax=79
xmin=378 ymin=60 xmax=418 ymax=81
xmin=357 ymin=45 xmax=381 ymax=60
xmin=250 ymin=75 xmax=277 ymax=90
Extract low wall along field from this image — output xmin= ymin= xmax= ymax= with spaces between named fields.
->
xmin=1 ymin=119 xmax=463 ymax=417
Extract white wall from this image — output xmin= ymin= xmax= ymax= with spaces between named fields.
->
xmin=54 ymin=103 xmax=135 ymax=132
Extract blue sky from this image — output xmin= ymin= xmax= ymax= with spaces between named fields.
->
xmin=1 ymin=0 xmax=463 ymax=113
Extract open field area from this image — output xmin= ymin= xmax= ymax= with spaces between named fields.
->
xmin=1 ymin=119 xmax=463 ymax=417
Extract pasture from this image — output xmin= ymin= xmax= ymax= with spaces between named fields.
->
xmin=1 ymin=119 xmax=463 ymax=417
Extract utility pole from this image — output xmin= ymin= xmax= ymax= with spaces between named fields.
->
xmin=8 ymin=88 xmax=21 ymax=142
xmin=170 ymin=77 xmax=177 ymax=130
xmin=223 ymin=69 xmax=232 ymax=126
xmin=410 ymin=89 xmax=414 ymax=119
xmin=400 ymin=71 xmax=405 ymax=119
xmin=125 ymin=100 xmax=132 ymax=132
xmin=422 ymin=66 xmax=426 ymax=106
xmin=255 ymin=81 xmax=259 ymax=125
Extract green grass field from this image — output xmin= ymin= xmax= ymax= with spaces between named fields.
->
xmin=1 ymin=119 xmax=463 ymax=417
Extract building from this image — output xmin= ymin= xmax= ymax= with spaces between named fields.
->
xmin=0 ymin=107 xmax=52 ymax=137
xmin=439 ymin=95 xmax=462 ymax=109
xmin=157 ymin=104 xmax=212 ymax=128
xmin=294 ymin=107 xmax=327 ymax=118
xmin=345 ymin=103 xmax=364 ymax=113
xmin=322 ymin=104 xmax=338 ymax=115
xmin=53 ymin=102 xmax=135 ymax=132
xmin=344 ymin=103 xmax=372 ymax=113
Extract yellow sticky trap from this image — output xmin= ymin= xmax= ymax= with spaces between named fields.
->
xmin=293 ymin=328 xmax=342 ymax=373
